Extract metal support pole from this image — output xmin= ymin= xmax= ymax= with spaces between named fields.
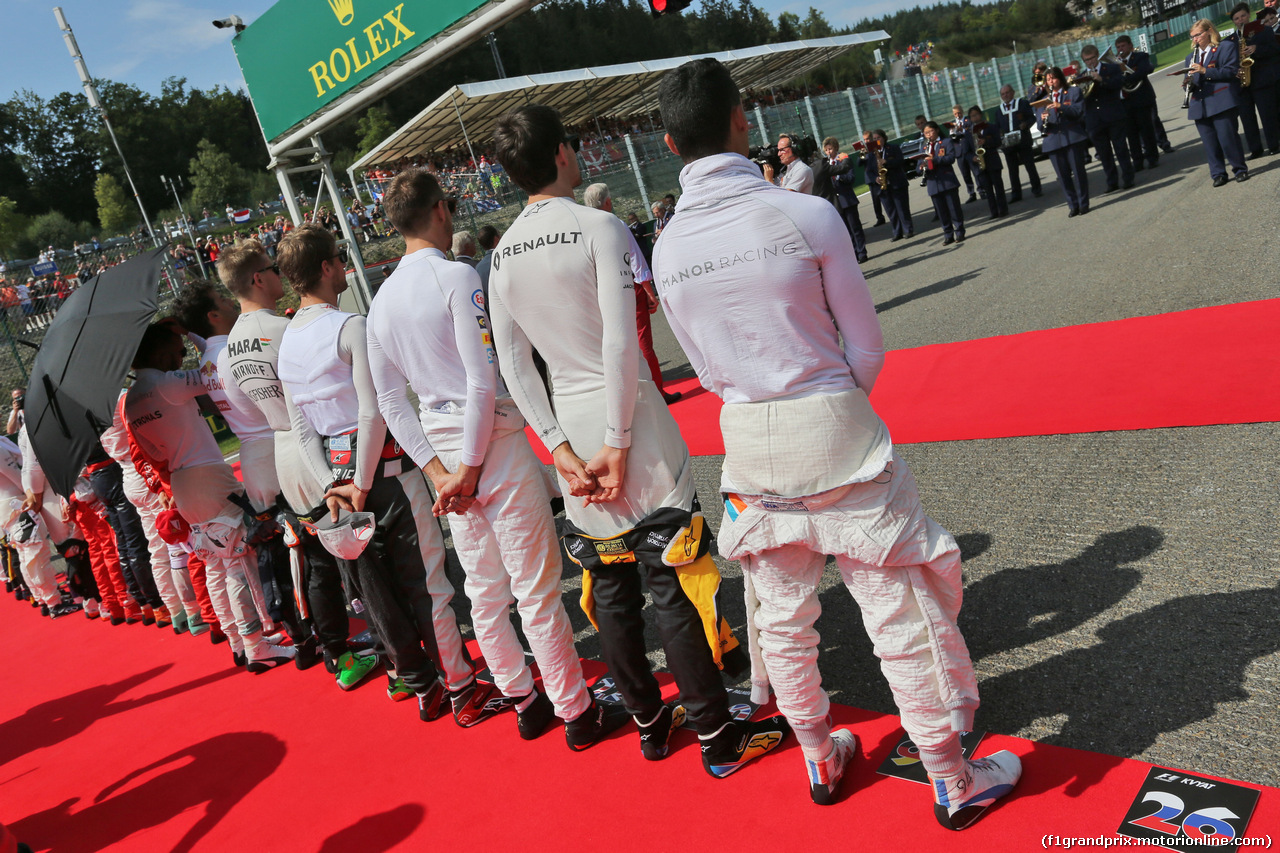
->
xmin=311 ymin=134 xmax=373 ymax=314
xmin=162 ymin=175 xmax=208 ymax=279
xmin=915 ymin=73 xmax=930 ymax=119
xmin=846 ymin=88 xmax=864 ymax=140
xmin=944 ymin=67 xmax=958 ymax=109
xmin=884 ymin=80 xmax=903 ymax=138
xmin=990 ymin=58 xmax=1001 ymax=106
xmin=624 ymin=134 xmax=651 ymax=217
xmin=55 ymin=7 xmax=157 ymax=246
xmin=275 ymin=165 xmax=304 ymax=225
xmin=451 ymin=92 xmax=479 ymax=171
xmin=803 ymin=95 xmax=821 ymax=140
xmin=754 ymin=105 xmax=769 ymax=146
xmin=587 ymin=83 xmax=607 ymax=147
xmin=487 ymin=32 xmax=507 ymax=78
xmin=969 ymin=62 xmax=982 ymax=108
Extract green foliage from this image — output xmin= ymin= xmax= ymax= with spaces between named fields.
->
xmin=26 ymin=210 xmax=90 ymax=253
xmin=0 ymin=196 xmax=25 ymax=259
xmin=94 ymin=173 xmax=135 ymax=233
xmin=189 ymin=139 xmax=248 ymax=211
xmin=356 ymin=106 xmax=397 ymax=159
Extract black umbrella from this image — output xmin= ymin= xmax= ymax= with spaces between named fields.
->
xmin=24 ymin=247 xmax=169 ymax=497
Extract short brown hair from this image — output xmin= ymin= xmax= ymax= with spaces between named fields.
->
xmin=493 ymin=104 xmax=565 ymax=194
xmin=216 ymin=238 xmax=268 ymax=299
xmin=383 ymin=168 xmax=444 ymax=237
xmin=277 ymin=225 xmax=336 ymax=295
xmin=822 ymin=136 xmax=839 ymax=150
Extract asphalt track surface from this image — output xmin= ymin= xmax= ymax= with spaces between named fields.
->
xmin=436 ymin=68 xmax=1279 ymax=789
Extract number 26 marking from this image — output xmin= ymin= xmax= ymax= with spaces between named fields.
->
xmin=1130 ymin=791 xmax=1239 ymax=840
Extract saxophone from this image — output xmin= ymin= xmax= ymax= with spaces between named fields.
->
xmin=877 ymin=166 xmax=888 ymax=191
xmin=976 ymin=147 xmax=986 ymax=170
xmin=1240 ymin=23 xmax=1261 ymax=87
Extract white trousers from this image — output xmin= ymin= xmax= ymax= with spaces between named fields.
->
xmin=401 ymin=469 xmax=472 ymax=687
xmin=171 ymin=464 xmax=263 ymax=654
xmin=723 ymin=453 xmax=978 ymax=752
xmin=6 ymin=497 xmax=61 ymax=606
xmin=125 ymin=479 xmax=200 ymax=623
xmin=435 ymin=428 xmax=589 ymax=720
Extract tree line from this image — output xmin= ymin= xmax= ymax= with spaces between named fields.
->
xmin=0 ymin=0 xmax=1077 ymax=260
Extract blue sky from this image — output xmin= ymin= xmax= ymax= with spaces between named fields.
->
xmin=2 ymin=0 xmax=892 ymax=103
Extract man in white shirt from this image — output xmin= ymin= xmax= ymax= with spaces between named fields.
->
xmin=654 ymin=57 xmax=1020 ymax=824
xmin=213 ymin=239 xmax=378 ymax=690
xmin=490 ymin=103 xmax=789 ymax=771
xmin=277 ymin=225 xmax=489 ymax=726
xmin=125 ymin=324 xmax=295 ymax=673
xmin=582 ymin=182 xmax=681 ymax=405
xmin=367 ymin=169 xmax=596 ymax=744
xmin=765 ymin=133 xmax=814 ymax=193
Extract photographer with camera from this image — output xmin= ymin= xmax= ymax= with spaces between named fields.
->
xmin=6 ymin=389 xmax=23 ymax=436
xmin=762 ymin=133 xmax=814 ymax=193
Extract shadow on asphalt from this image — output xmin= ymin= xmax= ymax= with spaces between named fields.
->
xmin=959 ymin=525 xmax=1163 ymax=661
xmin=976 ymin=576 xmax=1280 ymax=788
xmin=876 ymin=268 xmax=985 ymax=314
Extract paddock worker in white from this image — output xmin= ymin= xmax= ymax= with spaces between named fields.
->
xmin=365 ymin=168 xmax=594 ymax=744
xmin=653 ymin=58 xmax=1021 ymax=826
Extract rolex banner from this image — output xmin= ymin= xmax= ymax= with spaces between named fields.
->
xmin=233 ymin=0 xmax=491 ymax=142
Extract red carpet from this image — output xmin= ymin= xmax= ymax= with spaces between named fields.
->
xmin=3 ymin=600 xmax=1277 ymax=851
xmin=526 ymin=299 xmax=1280 ymax=460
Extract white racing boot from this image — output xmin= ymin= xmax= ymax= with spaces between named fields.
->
xmin=931 ymin=750 xmax=1022 ymax=830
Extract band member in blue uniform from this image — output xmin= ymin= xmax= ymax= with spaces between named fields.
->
xmin=969 ymin=107 xmax=1008 ymax=219
xmin=814 ymin=137 xmax=869 ymax=263
xmin=948 ymin=105 xmax=979 ymax=204
xmin=1114 ymin=36 xmax=1162 ymax=170
xmin=1079 ymin=45 xmax=1135 ymax=192
xmin=1028 ymin=61 xmax=1051 ymax=103
xmin=870 ymin=129 xmax=915 ymax=241
xmin=1228 ymin=3 xmax=1280 ymax=158
xmin=1038 ymin=67 xmax=1091 ymax=217
xmin=858 ymin=130 xmax=888 ymax=226
xmin=1185 ymin=18 xmax=1250 ymax=185
xmin=997 ymin=84 xmax=1043 ymax=201
xmin=920 ymin=121 xmax=965 ymax=245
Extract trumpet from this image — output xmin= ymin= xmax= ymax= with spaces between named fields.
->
xmin=1033 ymin=67 xmax=1046 ymax=87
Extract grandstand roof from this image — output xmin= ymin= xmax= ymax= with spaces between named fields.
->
xmin=351 ymin=32 xmax=890 ymax=170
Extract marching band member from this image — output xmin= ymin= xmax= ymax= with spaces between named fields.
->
xmin=870 ymin=129 xmax=915 ymax=240
xmin=1028 ymin=61 xmax=1051 ymax=103
xmin=858 ymin=130 xmax=888 ymax=226
xmin=1185 ymin=18 xmax=1250 ymax=185
xmin=1038 ymin=67 xmax=1091 ymax=217
xmin=920 ymin=121 xmax=965 ymax=244
xmin=948 ymin=105 xmax=979 ymax=204
xmin=1114 ymin=36 xmax=1162 ymax=170
xmin=1228 ymin=3 xmax=1280 ymax=158
xmin=969 ymin=107 xmax=1008 ymax=219
xmin=1079 ymin=44 xmax=1136 ymax=192
xmin=818 ymin=137 xmax=869 ymax=264
xmin=997 ymin=84 xmax=1043 ymax=202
